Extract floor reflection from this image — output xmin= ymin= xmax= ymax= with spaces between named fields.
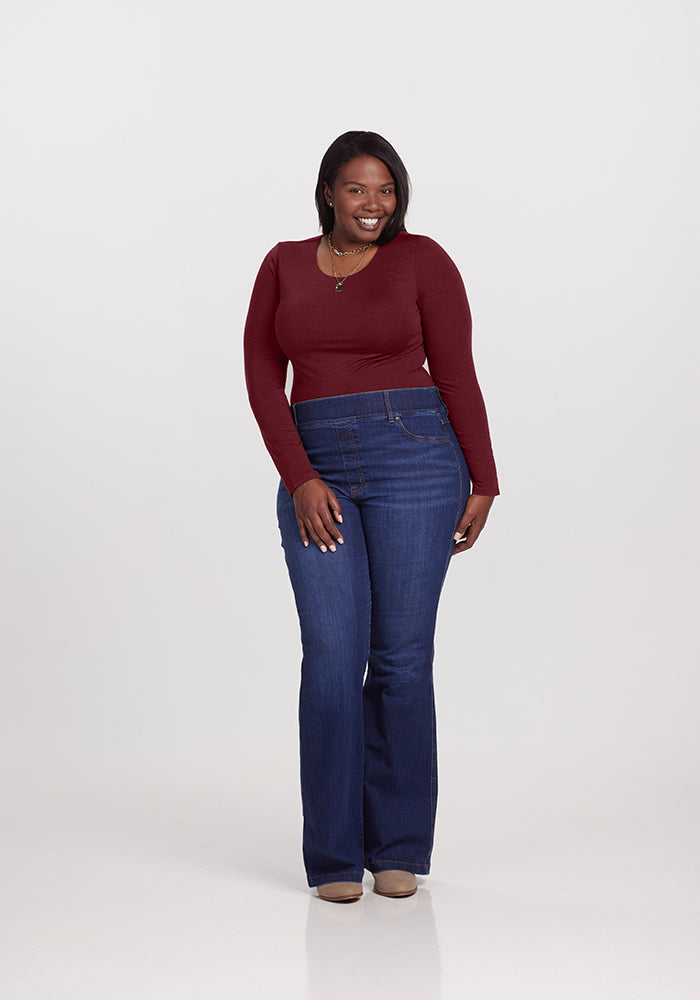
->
xmin=305 ymin=879 xmax=442 ymax=999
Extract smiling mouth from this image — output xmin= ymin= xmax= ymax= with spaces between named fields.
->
xmin=356 ymin=217 xmax=381 ymax=228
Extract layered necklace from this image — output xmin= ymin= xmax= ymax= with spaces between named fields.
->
xmin=326 ymin=233 xmax=375 ymax=292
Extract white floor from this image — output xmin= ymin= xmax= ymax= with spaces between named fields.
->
xmin=2 ymin=764 xmax=699 ymax=1000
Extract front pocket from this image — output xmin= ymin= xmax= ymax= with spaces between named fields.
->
xmin=393 ymin=412 xmax=449 ymax=442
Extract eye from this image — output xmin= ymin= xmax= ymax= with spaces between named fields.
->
xmin=381 ymin=188 xmax=394 ymax=195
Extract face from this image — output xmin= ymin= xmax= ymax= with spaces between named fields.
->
xmin=324 ymin=155 xmax=397 ymax=248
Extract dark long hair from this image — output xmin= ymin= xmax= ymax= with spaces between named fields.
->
xmin=315 ymin=131 xmax=411 ymax=246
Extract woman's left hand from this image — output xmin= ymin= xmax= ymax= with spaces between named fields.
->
xmin=452 ymin=494 xmax=495 ymax=555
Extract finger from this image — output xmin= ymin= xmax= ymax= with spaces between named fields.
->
xmin=297 ymin=518 xmax=310 ymax=548
xmin=297 ymin=507 xmax=340 ymax=552
xmin=305 ymin=520 xmax=329 ymax=553
xmin=452 ymin=535 xmax=474 ymax=555
xmin=313 ymin=513 xmax=342 ymax=551
xmin=454 ymin=520 xmax=483 ymax=552
xmin=462 ymin=526 xmax=481 ymax=549
xmin=322 ymin=511 xmax=344 ymax=544
xmin=453 ymin=517 xmax=473 ymax=543
xmin=308 ymin=514 xmax=339 ymax=553
xmin=328 ymin=493 xmax=343 ymax=525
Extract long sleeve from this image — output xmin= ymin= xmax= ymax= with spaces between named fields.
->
xmin=415 ymin=238 xmax=500 ymax=496
xmin=245 ymin=234 xmax=499 ymax=497
xmin=243 ymin=245 xmax=319 ymax=495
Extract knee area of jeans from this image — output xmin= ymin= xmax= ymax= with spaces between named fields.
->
xmin=368 ymin=642 xmax=435 ymax=674
xmin=364 ymin=668 xmax=434 ymax=699
xmin=300 ymin=673 xmax=364 ymax=704
xmin=299 ymin=610 xmax=368 ymax=646
xmin=300 ymin=655 xmax=368 ymax=699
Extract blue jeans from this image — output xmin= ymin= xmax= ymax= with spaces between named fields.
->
xmin=276 ymin=388 xmax=470 ymax=887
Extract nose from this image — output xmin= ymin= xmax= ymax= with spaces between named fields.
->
xmin=362 ymin=192 xmax=381 ymax=212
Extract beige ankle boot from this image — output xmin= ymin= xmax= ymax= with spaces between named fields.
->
xmin=316 ymin=881 xmax=363 ymax=902
xmin=373 ymin=870 xmax=417 ymax=897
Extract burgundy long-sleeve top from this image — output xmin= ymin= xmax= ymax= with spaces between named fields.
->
xmin=244 ymin=231 xmax=499 ymax=497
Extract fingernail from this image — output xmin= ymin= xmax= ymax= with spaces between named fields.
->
xmin=303 ymin=540 xmax=309 ymax=547
xmin=338 ymin=538 xmax=344 ymax=544
xmin=320 ymin=545 xmax=327 ymax=553
xmin=329 ymin=544 xmax=336 ymax=552
xmin=337 ymin=515 xmax=343 ymax=523
xmin=453 ymin=533 xmax=461 ymax=541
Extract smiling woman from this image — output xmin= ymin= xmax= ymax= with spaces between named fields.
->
xmin=244 ymin=130 xmax=499 ymax=904
xmin=315 ymin=131 xmax=410 ymax=247
xmin=324 ymin=157 xmax=396 ymax=244
xmin=315 ymin=156 xmax=397 ymax=290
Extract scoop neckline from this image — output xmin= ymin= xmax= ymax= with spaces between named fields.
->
xmin=313 ymin=235 xmax=383 ymax=283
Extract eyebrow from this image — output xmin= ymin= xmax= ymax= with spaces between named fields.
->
xmin=342 ymin=179 xmax=395 ymax=187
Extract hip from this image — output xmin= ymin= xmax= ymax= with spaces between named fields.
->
xmin=291 ymin=388 xmax=470 ymax=503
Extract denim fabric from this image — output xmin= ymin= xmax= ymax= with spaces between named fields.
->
xmin=276 ymin=388 xmax=470 ymax=887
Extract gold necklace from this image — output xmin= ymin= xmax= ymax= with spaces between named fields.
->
xmin=326 ymin=233 xmax=373 ymax=257
xmin=329 ymin=243 xmax=372 ymax=292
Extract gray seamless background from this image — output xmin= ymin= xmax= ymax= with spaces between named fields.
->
xmin=1 ymin=1 xmax=698 ymax=983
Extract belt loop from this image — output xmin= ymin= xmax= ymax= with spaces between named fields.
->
xmin=383 ymin=390 xmax=395 ymax=422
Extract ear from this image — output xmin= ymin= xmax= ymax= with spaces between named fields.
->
xmin=322 ymin=181 xmax=333 ymax=207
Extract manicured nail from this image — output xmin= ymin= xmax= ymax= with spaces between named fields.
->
xmin=329 ymin=544 xmax=336 ymax=552
xmin=303 ymin=540 xmax=309 ymax=547
xmin=338 ymin=537 xmax=344 ymax=544
xmin=337 ymin=515 xmax=343 ymax=523
xmin=453 ymin=533 xmax=462 ymax=541
xmin=320 ymin=545 xmax=327 ymax=553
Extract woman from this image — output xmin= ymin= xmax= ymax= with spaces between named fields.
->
xmin=244 ymin=131 xmax=499 ymax=902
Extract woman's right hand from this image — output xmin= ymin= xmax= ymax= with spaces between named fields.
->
xmin=292 ymin=478 xmax=344 ymax=552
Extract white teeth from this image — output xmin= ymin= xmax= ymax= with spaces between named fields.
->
xmin=358 ymin=218 xmax=379 ymax=225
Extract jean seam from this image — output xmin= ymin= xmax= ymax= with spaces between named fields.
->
xmin=444 ymin=427 xmax=466 ymax=505
xmin=365 ymin=858 xmax=429 ymax=866
xmin=309 ymin=869 xmax=365 ymax=876
xmin=430 ymin=697 xmax=437 ymax=840
xmin=335 ymin=423 xmax=366 ymax=497
xmin=393 ymin=414 xmax=449 ymax=443
xmin=365 ymin=862 xmax=430 ymax=875
xmin=308 ymin=869 xmax=365 ymax=885
xmin=298 ymin=415 xmax=425 ymax=430
xmin=296 ymin=407 xmax=445 ymax=431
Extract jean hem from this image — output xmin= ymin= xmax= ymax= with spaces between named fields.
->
xmin=307 ymin=869 xmax=365 ymax=888
xmin=365 ymin=861 xmax=430 ymax=875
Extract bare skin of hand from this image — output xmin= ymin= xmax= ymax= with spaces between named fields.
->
xmin=452 ymin=494 xmax=495 ymax=556
xmin=292 ymin=478 xmax=344 ymax=552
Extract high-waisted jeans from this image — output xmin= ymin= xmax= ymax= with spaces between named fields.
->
xmin=276 ymin=388 xmax=470 ymax=887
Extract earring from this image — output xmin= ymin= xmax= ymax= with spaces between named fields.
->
xmin=329 ymin=202 xmax=333 ymax=207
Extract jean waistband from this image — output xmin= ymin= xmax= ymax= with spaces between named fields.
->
xmin=291 ymin=387 xmax=446 ymax=426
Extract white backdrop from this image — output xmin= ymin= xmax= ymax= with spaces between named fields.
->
xmin=1 ymin=2 xmax=699 ymax=993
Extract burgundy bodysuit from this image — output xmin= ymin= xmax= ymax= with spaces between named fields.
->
xmin=244 ymin=231 xmax=499 ymax=497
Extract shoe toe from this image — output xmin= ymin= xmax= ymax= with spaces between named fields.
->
xmin=373 ymin=870 xmax=418 ymax=897
xmin=316 ymin=881 xmax=363 ymax=902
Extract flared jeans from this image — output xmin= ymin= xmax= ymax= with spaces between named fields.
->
xmin=276 ymin=388 xmax=470 ymax=887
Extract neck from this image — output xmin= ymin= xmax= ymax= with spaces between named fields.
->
xmin=329 ymin=229 xmax=375 ymax=253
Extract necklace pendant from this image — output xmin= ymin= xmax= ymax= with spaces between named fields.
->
xmin=334 ymin=281 xmax=343 ymax=292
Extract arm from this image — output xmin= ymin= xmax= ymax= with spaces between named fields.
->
xmin=415 ymin=237 xmax=499 ymax=552
xmin=415 ymin=236 xmax=500 ymax=497
xmin=243 ymin=245 xmax=319 ymax=496
xmin=243 ymin=246 xmax=344 ymax=552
